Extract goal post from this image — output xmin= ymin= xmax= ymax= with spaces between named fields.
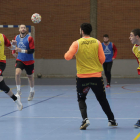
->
xmin=0 ymin=25 xmax=35 ymax=78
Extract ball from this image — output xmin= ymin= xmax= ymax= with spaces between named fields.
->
xmin=37 ymin=73 xmax=42 ymax=78
xmin=31 ymin=13 xmax=41 ymax=23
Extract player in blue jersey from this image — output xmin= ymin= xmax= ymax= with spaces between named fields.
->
xmin=102 ymin=34 xmax=117 ymax=88
xmin=12 ymin=24 xmax=35 ymax=101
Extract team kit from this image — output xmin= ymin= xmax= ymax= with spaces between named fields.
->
xmin=0 ymin=23 xmax=140 ymax=129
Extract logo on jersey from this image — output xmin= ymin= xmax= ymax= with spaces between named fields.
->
xmin=104 ymin=46 xmax=111 ymax=54
xmin=18 ymin=42 xmax=26 ymax=50
xmin=20 ymin=38 xmax=23 ymax=42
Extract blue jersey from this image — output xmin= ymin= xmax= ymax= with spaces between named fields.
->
xmin=102 ymin=42 xmax=113 ymax=62
xmin=16 ymin=34 xmax=34 ymax=62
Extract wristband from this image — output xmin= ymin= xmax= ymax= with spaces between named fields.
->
xmin=21 ymin=50 xmax=26 ymax=53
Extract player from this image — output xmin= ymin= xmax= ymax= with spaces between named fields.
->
xmin=64 ymin=23 xmax=118 ymax=130
xmin=129 ymin=28 xmax=140 ymax=128
xmin=12 ymin=24 xmax=35 ymax=101
xmin=102 ymin=34 xmax=117 ymax=88
xmin=0 ymin=33 xmax=23 ymax=110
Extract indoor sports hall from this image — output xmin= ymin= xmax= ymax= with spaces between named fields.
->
xmin=1 ymin=0 xmax=140 ymax=140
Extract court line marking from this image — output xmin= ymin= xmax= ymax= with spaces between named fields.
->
xmin=134 ymin=133 xmax=140 ymax=140
xmin=4 ymin=116 xmax=140 ymax=119
xmin=122 ymin=85 xmax=140 ymax=92
xmin=0 ymin=93 xmax=65 ymax=118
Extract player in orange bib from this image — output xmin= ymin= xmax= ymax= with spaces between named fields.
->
xmin=129 ymin=28 xmax=140 ymax=128
xmin=0 ymin=33 xmax=22 ymax=110
xmin=64 ymin=23 xmax=118 ymax=130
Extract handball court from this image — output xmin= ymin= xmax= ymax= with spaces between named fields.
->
xmin=0 ymin=77 xmax=140 ymax=140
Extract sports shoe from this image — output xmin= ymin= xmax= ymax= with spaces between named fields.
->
xmin=134 ymin=120 xmax=140 ymax=128
xmin=16 ymin=90 xmax=22 ymax=96
xmin=15 ymin=94 xmax=23 ymax=111
xmin=28 ymin=92 xmax=35 ymax=101
xmin=106 ymin=85 xmax=110 ymax=88
xmin=108 ymin=120 xmax=118 ymax=126
xmin=80 ymin=118 xmax=90 ymax=130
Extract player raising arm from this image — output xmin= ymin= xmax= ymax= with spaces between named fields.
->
xmin=0 ymin=33 xmax=23 ymax=110
xmin=12 ymin=24 xmax=35 ymax=101
xmin=64 ymin=23 xmax=118 ymax=130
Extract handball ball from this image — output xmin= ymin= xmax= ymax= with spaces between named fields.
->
xmin=37 ymin=73 xmax=42 ymax=78
xmin=31 ymin=13 xmax=41 ymax=23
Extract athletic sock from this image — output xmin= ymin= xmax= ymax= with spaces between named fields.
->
xmin=17 ymin=85 xmax=20 ymax=91
xmin=30 ymin=87 xmax=34 ymax=92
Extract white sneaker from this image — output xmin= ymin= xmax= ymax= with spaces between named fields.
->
xmin=28 ymin=92 xmax=35 ymax=101
xmin=16 ymin=90 xmax=22 ymax=96
xmin=108 ymin=120 xmax=118 ymax=126
xmin=15 ymin=94 xmax=23 ymax=111
xmin=80 ymin=118 xmax=90 ymax=130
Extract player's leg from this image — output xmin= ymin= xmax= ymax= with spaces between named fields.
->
xmin=15 ymin=61 xmax=24 ymax=96
xmin=0 ymin=63 xmax=22 ymax=110
xmin=103 ymin=62 xmax=108 ymax=86
xmin=90 ymin=77 xmax=118 ymax=126
xmin=76 ymin=77 xmax=90 ymax=130
xmin=25 ymin=64 xmax=35 ymax=101
xmin=105 ymin=61 xmax=113 ymax=87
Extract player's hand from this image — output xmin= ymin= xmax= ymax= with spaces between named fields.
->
xmin=15 ymin=47 xmax=22 ymax=52
xmin=112 ymin=58 xmax=115 ymax=60
xmin=11 ymin=40 xmax=17 ymax=46
xmin=12 ymin=53 xmax=18 ymax=58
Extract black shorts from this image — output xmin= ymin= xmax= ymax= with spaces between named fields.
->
xmin=15 ymin=61 xmax=34 ymax=75
xmin=0 ymin=62 xmax=6 ymax=76
xmin=76 ymin=77 xmax=105 ymax=101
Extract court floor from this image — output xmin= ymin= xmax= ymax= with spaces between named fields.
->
xmin=0 ymin=78 xmax=140 ymax=140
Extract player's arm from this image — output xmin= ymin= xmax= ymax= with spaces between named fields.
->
xmin=132 ymin=47 xmax=138 ymax=63
xmin=11 ymin=36 xmax=18 ymax=58
xmin=64 ymin=41 xmax=78 ymax=60
xmin=3 ymin=34 xmax=16 ymax=50
xmin=98 ymin=40 xmax=105 ymax=64
xmin=112 ymin=43 xmax=117 ymax=60
xmin=15 ymin=36 xmax=35 ymax=54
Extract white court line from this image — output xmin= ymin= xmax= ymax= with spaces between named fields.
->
xmin=5 ymin=116 xmax=140 ymax=119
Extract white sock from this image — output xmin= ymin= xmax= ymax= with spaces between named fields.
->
xmin=17 ymin=85 xmax=20 ymax=91
xmin=30 ymin=87 xmax=34 ymax=92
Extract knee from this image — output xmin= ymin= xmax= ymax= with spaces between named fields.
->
xmin=0 ymin=80 xmax=10 ymax=93
xmin=15 ymin=72 xmax=21 ymax=77
xmin=27 ymin=75 xmax=33 ymax=79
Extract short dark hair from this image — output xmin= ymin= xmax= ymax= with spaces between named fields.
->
xmin=131 ymin=29 xmax=140 ymax=37
xmin=103 ymin=34 xmax=109 ymax=38
xmin=80 ymin=23 xmax=92 ymax=35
